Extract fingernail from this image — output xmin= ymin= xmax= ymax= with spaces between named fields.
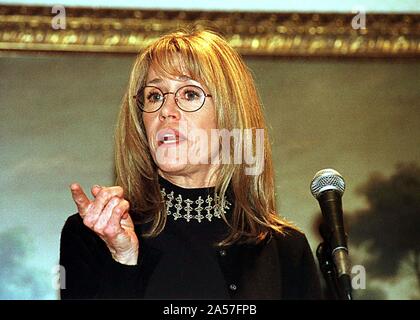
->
xmin=93 ymin=184 xmax=101 ymax=189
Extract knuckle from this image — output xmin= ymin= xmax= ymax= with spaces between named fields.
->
xmin=104 ymin=226 xmax=118 ymax=238
xmin=93 ymin=224 xmax=104 ymax=235
xmin=83 ymin=216 xmax=94 ymax=229
xmin=110 ymin=196 xmax=121 ymax=206
xmin=100 ymin=190 xmax=110 ymax=199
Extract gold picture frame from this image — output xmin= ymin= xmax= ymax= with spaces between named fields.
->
xmin=0 ymin=5 xmax=419 ymax=57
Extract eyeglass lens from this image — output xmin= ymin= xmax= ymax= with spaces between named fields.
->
xmin=138 ymin=85 xmax=207 ymax=112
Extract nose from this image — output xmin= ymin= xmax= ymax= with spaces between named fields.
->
xmin=159 ymin=93 xmax=181 ymax=121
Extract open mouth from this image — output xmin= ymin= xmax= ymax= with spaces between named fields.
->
xmin=157 ymin=128 xmax=187 ymax=146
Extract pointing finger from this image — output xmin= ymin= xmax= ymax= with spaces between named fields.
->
xmin=70 ymin=183 xmax=91 ymax=217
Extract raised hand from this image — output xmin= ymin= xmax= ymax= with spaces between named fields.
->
xmin=70 ymin=183 xmax=139 ymax=265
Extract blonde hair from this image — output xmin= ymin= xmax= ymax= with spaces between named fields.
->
xmin=115 ymin=28 xmax=296 ymax=245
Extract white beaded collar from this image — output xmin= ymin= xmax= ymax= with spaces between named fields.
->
xmin=160 ymin=188 xmax=232 ymax=223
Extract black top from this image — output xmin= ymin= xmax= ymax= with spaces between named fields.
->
xmin=60 ymin=177 xmax=322 ymax=299
xmin=143 ymin=176 xmax=231 ymax=299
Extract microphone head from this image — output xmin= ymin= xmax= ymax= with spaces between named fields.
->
xmin=310 ymin=168 xmax=346 ymax=199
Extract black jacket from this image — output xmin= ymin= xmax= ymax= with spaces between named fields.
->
xmin=60 ymin=214 xmax=322 ymax=300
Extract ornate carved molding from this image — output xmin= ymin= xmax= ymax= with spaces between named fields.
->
xmin=0 ymin=5 xmax=419 ymax=57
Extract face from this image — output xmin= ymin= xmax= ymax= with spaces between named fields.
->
xmin=142 ymin=65 xmax=219 ymax=184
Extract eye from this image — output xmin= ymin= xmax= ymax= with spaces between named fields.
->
xmin=180 ymin=87 xmax=202 ymax=101
xmin=146 ymin=90 xmax=163 ymax=103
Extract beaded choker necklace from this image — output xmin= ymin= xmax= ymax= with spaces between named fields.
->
xmin=159 ymin=177 xmax=232 ymax=223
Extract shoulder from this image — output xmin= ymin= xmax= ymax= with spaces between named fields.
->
xmin=270 ymin=227 xmax=314 ymax=262
xmin=272 ymin=226 xmax=309 ymax=248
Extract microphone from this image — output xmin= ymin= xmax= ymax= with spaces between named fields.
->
xmin=310 ymin=168 xmax=352 ymax=300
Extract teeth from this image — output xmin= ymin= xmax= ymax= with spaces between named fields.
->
xmin=163 ymin=139 xmax=177 ymax=144
xmin=161 ymin=133 xmax=177 ymax=143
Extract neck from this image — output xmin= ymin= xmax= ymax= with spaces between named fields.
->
xmin=158 ymin=166 xmax=219 ymax=188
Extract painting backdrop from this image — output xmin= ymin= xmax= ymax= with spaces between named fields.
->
xmin=0 ymin=53 xmax=419 ymax=299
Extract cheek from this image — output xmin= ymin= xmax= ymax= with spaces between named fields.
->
xmin=199 ymin=105 xmax=217 ymax=130
xmin=187 ymin=110 xmax=217 ymax=155
xmin=142 ymin=114 xmax=156 ymax=145
xmin=142 ymin=113 xmax=151 ymax=131
xmin=189 ymin=110 xmax=217 ymax=141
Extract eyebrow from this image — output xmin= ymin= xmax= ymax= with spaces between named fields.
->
xmin=146 ymin=75 xmax=193 ymax=85
xmin=147 ymin=78 xmax=163 ymax=85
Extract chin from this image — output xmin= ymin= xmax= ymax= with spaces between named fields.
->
xmin=151 ymin=142 xmax=211 ymax=176
xmin=153 ymin=145 xmax=188 ymax=171
xmin=156 ymin=161 xmax=189 ymax=174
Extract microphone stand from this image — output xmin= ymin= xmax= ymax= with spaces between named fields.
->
xmin=316 ymin=224 xmax=353 ymax=300
xmin=316 ymin=241 xmax=340 ymax=299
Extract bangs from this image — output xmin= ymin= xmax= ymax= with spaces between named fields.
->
xmin=146 ymin=34 xmax=212 ymax=87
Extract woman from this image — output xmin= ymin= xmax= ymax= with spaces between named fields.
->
xmin=60 ymin=28 xmax=322 ymax=299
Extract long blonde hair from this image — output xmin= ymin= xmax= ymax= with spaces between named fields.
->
xmin=115 ymin=28 xmax=296 ymax=245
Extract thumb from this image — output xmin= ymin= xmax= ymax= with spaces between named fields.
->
xmin=91 ymin=185 xmax=102 ymax=197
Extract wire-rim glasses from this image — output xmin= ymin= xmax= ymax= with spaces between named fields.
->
xmin=132 ymin=85 xmax=212 ymax=113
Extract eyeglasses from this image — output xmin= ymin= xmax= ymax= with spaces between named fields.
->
xmin=133 ymin=85 xmax=212 ymax=113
